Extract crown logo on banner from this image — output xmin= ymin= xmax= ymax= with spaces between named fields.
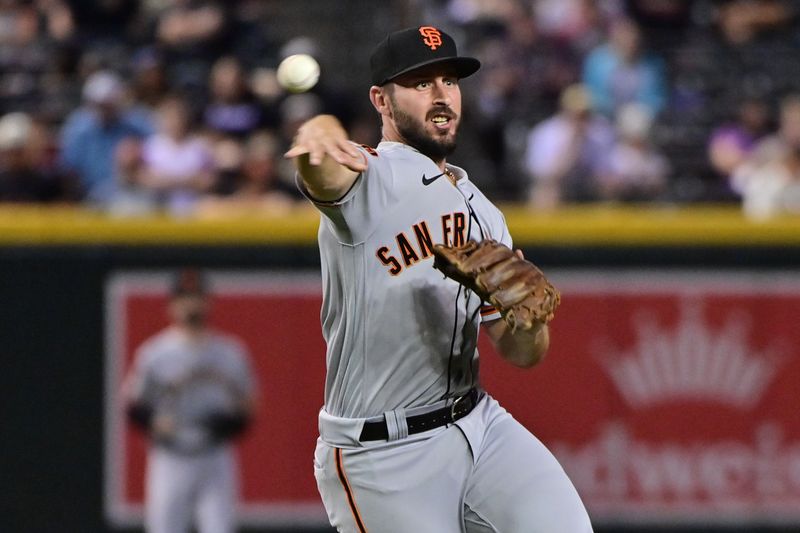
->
xmin=597 ymin=301 xmax=784 ymax=409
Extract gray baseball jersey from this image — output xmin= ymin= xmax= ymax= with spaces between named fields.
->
xmin=126 ymin=327 xmax=255 ymax=533
xmin=301 ymin=141 xmax=509 ymax=419
xmin=129 ymin=327 xmax=254 ymax=447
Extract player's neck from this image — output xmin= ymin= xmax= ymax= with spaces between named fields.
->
xmin=380 ymin=135 xmax=447 ymax=171
xmin=173 ymin=324 xmax=208 ymax=341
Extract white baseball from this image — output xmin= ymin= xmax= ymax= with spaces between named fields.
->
xmin=276 ymin=54 xmax=320 ymax=93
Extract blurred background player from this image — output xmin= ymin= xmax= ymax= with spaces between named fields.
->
xmin=122 ymin=268 xmax=257 ymax=533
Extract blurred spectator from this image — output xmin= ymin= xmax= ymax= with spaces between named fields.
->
xmin=468 ymin=2 xmax=581 ymax=193
xmin=443 ymin=0 xmax=519 ymax=25
xmin=139 ymin=94 xmax=215 ymax=215
xmin=228 ymin=130 xmax=298 ymax=201
xmin=0 ymin=112 xmax=63 ymax=202
xmin=200 ymin=130 xmax=299 ymax=216
xmin=708 ymin=97 xmax=770 ymax=183
xmin=279 ymin=93 xmax=323 ymax=146
xmin=0 ymin=1 xmax=73 ymax=116
xmin=523 ymin=84 xmax=615 ymax=209
xmin=673 ymin=0 xmax=796 ymax=115
xmin=129 ymin=48 xmax=170 ymax=118
xmin=203 ymin=56 xmax=265 ymax=138
xmin=155 ymin=0 xmax=232 ymax=94
xmin=36 ymin=46 xmax=84 ymax=125
xmin=228 ymin=0 xmax=281 ymax=68
xmin=475 ymin=3 xmax=579 ymax=123
xmin=101 ymin=137 xmax=158 ymax=217
xmin=601 ymin=102 xmax=669 ymax=201
xmin=69 ymin=0 xmax=140 ymax=45
xmin=582 ymin=17 xmax=667 ymax=118
xmin=624 ymin=0 xmax=693 ymax=46
xmin=59 ymin=70 xmax=153 ymax=202
xmin=733 ymin=94 xmax=800 ymax=219
xmin=535 ymin=0 xmax=612 ymax=53
xmin=715 ymin=0 xmax=792 ymax=47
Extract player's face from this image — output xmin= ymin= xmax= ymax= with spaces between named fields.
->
xmin=169 ymin=294 xmax=209 ymax=329
xmin=385 ymin=65 xmax=462 ymax=161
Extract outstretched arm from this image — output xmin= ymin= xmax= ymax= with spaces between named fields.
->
xmin=285 ymin=114 xmax=368 ymax=202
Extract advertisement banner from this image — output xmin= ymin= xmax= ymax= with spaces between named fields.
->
xmin=105 ymin=271 xmax=800 ymax=527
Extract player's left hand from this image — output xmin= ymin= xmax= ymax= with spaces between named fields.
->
xmin=432 ymin=240 xmax=561 ymax=332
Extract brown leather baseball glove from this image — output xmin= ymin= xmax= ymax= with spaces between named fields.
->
xmin=432 ymin=239 xmax=560 ymax=331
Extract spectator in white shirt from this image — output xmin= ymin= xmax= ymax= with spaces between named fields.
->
xmin=139 ymin=94 xmax=215 ymax=215
xmin=733 ymin=94 xmax=800 ymax=220
xmin=523 ymin=83 xmax=614 ymax=209
xmin=600 ymin=102 xmax=669 ymax=202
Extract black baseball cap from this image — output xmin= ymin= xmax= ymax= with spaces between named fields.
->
xmin=370 ymin=26 xmax=481 ymax=86
xmin=171 ymin=268 xmax=207 ymax=297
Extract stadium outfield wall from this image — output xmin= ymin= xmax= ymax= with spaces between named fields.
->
xmin=2 ymin=205 xmax=798 ymax=533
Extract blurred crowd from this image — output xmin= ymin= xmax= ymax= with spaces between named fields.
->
xmin=0 ymin=0 xmax=361 ymax=217
xmin=421 ymin=0 xmax=800 ymax=217
xmin=2 ymin=0 xmax=800 ymax=219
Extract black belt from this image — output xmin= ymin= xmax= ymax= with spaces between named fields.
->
xmin=359 ymin=389 xmax=481 ymax=442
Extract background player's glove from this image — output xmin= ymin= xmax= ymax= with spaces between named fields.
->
xmin=204 ymin=410 xmax=251 ymax=442
xmin=432 ymin=239 xmax=560 ymax=332
xmin=126 ymin=401 xmax=154 ymax=432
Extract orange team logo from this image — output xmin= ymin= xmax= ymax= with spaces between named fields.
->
xmin=419 ymin=26 xmax=442 ymax=50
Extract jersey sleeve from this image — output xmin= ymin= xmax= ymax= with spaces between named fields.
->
xmin=227 ymin=339 xmax=257 ymax=400
xmin=124 ymin=343 xmax=159 ymax=405
xmin=295 ymin=144 xmax=394 ymax=245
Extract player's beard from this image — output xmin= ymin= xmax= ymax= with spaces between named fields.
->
xmin=392 ymin=103 xmax=457 ymax=161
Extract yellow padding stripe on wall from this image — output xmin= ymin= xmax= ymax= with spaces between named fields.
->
xmin=0 ymin=205 xmax=797 ymax=246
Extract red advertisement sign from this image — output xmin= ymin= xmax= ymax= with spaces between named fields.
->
xmin=105 ymin=271 xmax=800 ymax=527
xmin=104 ymin=273 xmax=330 ymax=527
xmin=480 ymin=272 xmax=800 ymax=526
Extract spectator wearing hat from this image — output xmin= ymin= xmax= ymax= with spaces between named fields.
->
xmin=59 ymin=70 xmax=153 ymax=202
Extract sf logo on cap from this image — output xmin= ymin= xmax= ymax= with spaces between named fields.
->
xmin=419 ymin=26 xmax=442 ymax=50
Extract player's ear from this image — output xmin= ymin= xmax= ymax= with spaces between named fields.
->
xmin=369 ymin=85 xmax=392 ymax=118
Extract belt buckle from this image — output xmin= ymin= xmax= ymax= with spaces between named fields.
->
xmin=450 ymin=393 xmax=467 ymax=423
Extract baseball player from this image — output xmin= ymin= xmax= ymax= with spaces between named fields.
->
xmin=286 ymin=26 xmax=592 ymax=532
xmin=123 ymin=269 xmax=257 ymax=533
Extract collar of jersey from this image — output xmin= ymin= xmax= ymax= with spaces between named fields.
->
xmin=376 ymin=141 xmax=468 ymax=183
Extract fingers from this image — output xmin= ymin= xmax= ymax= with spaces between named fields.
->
xmin=284 ymin=114 xmax=365 ymax=169
xmin=329 ymin=139 xmax=367 ymax=171
xmin=515 ymin=249 xmax=525 ymax=259
xmin=283 ymin=144 xmax=310 ymax=158
xmin=285 ymin=137 xmax=366 ymax=171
